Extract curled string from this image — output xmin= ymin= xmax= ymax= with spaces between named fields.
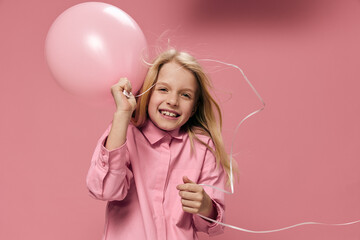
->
xmin=123 ymin=83 xmax=156 ymax=98
xmin=134 ymin=83 xmax=156 ymax=97
xmin=198 ymin=215 xmax=360 ymax=234
xmin=193 ymin=58 xmax=359 ymax=233
xmin=198 ymin=59 xmax=265 ymax=195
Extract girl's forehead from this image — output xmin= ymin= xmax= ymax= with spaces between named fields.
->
xmin=157 ymin=62 xmax=198 ymax=90
xmin=159 ymin=61 xmax=190 ymax=75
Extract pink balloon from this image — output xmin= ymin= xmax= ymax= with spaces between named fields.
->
xmin=45 ymin=2 xmax=148 ymax=102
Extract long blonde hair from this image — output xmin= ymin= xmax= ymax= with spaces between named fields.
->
xmin=132 ymin=49 xmax=237 ymax=185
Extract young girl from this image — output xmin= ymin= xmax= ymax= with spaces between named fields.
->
xmin=86 ymin=49 xmax=233 ymax=240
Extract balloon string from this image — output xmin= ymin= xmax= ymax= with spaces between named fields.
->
xmin=198 ymin=58 xmax=265 ymax=195
xmin=134 ymin=83 xmax=156 ymax=97
xmin=195 ymin=58 xmax=360 ymax=233
xmin=198 ymin=214 xmax=360 ymax=234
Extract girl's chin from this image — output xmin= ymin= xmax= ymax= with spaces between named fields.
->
xmin=154 ymin=120 xmax=181 ymax=131
xmin=157 ymin=123 xmax=178 ymax=131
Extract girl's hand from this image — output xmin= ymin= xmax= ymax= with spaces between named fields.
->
xmin=111 ymin=78 xmax=136 ymax=114
xmin=176 ymin=176 xmax=217 ymax=220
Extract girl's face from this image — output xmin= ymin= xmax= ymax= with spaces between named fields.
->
xmin=148 ymin=61 xmax=199 ymax=131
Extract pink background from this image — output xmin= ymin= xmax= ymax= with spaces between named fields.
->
xmin=1 ymin=0 xmax=360 ymax=239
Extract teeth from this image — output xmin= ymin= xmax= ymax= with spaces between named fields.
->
xmin=161 ymin=110 xmax=177 ymax=117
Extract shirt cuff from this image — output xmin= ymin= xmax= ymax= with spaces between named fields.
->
xmin=207 ymin=199 xmax=225 ymax=235
xmin=97 ymin=137 xmax=129 ymax=173
xmin=193 ymin=199 xmax=225 ymax=236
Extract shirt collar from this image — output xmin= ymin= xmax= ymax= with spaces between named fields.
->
xmin=141 ymin=119 xmax=184 ymax=145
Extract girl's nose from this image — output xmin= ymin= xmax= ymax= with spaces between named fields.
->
xmin=166 ymin=94 xmax=178 ymax=106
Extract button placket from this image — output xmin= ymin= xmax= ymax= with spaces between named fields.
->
xmin=155 ymin=135 xmax=172 ymax=240
xmin=163 ymin=134 xmax=172 ymax=147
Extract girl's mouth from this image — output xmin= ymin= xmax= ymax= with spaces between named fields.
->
xmin=159 ymin=110 xmax=180 ymax=118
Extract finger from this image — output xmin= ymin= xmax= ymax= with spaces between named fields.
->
xmin=179 ymin=191 xmax=202 ymax=201
xmin=181 ymin=206 xmax=198 ymax=214
xmin=181 ymin=199 xmax=201 ymax=209
xmin=112 ymin=80 xmax=125 ymax=93
xmin=121 ymin=78 xmax=132 ymax=93
xmin=116 ymin=78 xmax=132 ymax=91
xmin=112 ymin=79 xmax=133 ymax=98
xmin=183 ymin=176 xmax=195 ymax=184
xmin=128 ymin=92 xmax=135 ymax=100
xmin=112 ymin=84 xmax=127 ymax=98
xmin=177 ymin=183 xmax=202 ymax=193
xmin=117 ymin=77 xmax=127 ymax=87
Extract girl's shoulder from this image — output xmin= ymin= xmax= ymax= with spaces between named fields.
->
xmin=192 ymin=126 xmax=210 ymax=137
xmin=191 ymin=127 xmax=215 ymax=148
xmin=128 ymin=121 xmax=139 ymax=131
xmin=127 ymin=122 xmax=146 ymax=139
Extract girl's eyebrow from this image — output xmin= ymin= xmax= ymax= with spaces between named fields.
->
xmin=181 ymin=88 xmax=195 ymax=93
xmin=156 ymin=82 xmax=195 ymax=93
xmin=155 ymin=81 xmax=168 ymax=86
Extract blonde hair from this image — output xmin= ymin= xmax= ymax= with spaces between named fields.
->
xmin=132 ymin=49 xmax=237 ymax=186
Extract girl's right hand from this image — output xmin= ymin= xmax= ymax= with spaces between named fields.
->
xmin=111 ymin=78 xmax=137 ymax=114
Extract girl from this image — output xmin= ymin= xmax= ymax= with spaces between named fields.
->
xmin=86 ymin=49 xmax=233 ymax=240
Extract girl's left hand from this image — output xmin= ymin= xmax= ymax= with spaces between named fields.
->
xmin=176 ymin=176 xmax=217 ymax=219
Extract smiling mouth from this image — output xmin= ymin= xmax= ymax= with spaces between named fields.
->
xmin=159 ymin=110 xmax=180 ymax=117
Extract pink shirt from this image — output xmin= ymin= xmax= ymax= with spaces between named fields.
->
xmin=86 ymin=120 xmax=226 ymax=240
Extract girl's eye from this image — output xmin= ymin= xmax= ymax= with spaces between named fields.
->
xmin=158 ymin=88 xmax=167 ymax=92
xmin=182 ymin=93 xmax=191 ymax=98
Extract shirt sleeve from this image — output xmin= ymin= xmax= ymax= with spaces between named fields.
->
xmin=192 ymin=139 xmax=227 ymax=236
xmin=86 ymin=123 xmax=133 ymax=201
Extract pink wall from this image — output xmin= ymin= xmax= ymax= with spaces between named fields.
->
xmin=1 ymin=0 xmax=359 ymax=239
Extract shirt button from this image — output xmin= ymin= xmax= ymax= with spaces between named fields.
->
xmin=101 ymin=161 xmax=106 ymax=167
xmin=101 ymin=149 xmax=105 ymax=155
